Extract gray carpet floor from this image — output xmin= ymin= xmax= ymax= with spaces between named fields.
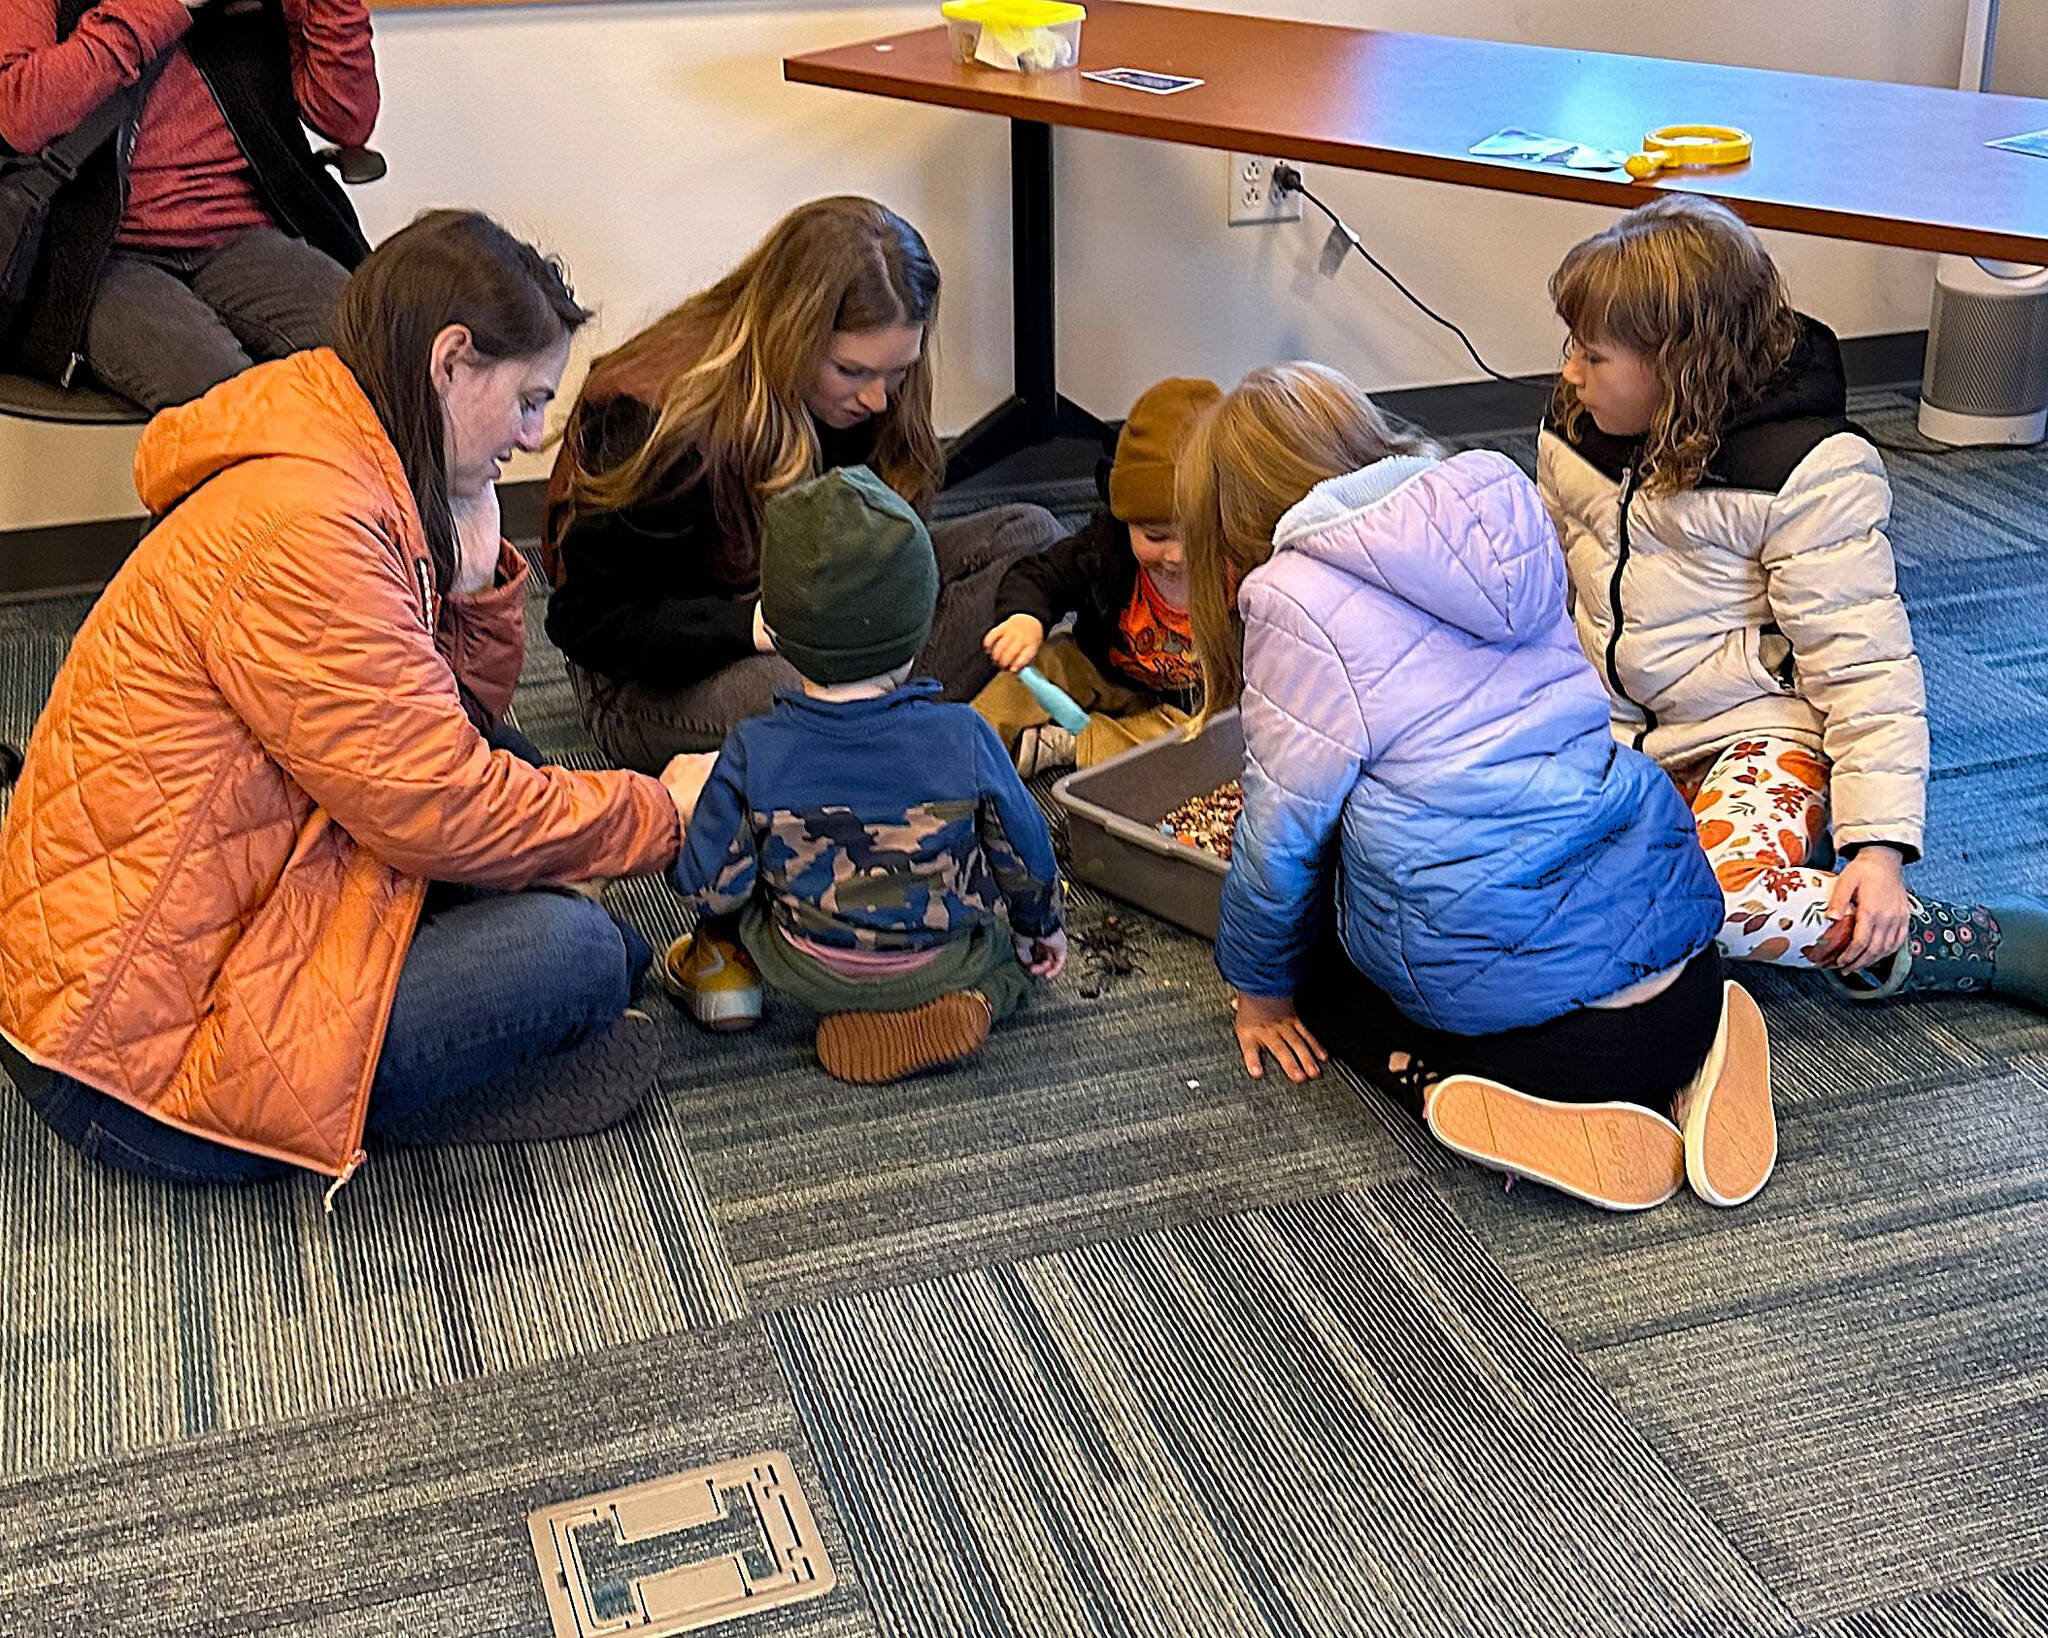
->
xmin=0 ymin=388 xmax=2044 ymax=1636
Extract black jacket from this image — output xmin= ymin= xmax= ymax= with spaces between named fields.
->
xmin=9 ymin=0 xmax=370 ymax=385
xmin=544 ymin=396 xmax=879 ymax=691
xmin=990 ymin=494 xmax=1200 ymax=710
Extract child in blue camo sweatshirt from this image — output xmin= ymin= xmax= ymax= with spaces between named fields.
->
xmin=668 ymin=467 xmax=1067 ymax=1084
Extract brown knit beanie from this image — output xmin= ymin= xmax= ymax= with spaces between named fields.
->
xmin=1108 ymin=376 xmax=1222 ymax=526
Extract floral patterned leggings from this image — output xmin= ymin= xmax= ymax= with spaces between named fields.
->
xmin=1676 ymin=737 xmax=1839 ymax=967
xmin=1677 ymin=735 xmax=1994 ymax=977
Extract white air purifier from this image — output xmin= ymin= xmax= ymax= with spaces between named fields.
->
xmin=1919 ymin=256 xmax=2048 ymax=446
xmin=1916 ymin=0 xmax=2048 ymax=446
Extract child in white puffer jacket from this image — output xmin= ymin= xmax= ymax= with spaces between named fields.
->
xmin=1538 ymin=194 xmax=2044 ymax=1010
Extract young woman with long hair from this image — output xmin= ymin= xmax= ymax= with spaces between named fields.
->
xmin=542 ymin=196 xmax=1058 ymax=773
xmin=0 ymin=211 xmax=701 ymax=1188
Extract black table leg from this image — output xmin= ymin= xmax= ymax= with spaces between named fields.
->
xmin=945 ymin=117 xmax=1107 ymax=487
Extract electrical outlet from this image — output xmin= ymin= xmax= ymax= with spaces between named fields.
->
xmin=1227 ymin=153 xmax=1303 ymax=226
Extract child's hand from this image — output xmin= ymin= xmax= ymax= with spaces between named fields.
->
xmin=1016 ymin=927 xmax=1067 ymax=978
xmin=657 ymin=751 xmax=719 ymax=829
xmin=983 ymin=614 xmax=1045 ymax=674
xmin=1823 ymin=845 xmax=1912 ymax=972
xmin=1232 ymin=990 xmax=1327 ymax=1083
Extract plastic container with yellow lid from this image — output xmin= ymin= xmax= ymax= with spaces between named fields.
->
xmin=941 ymin=0 xmax=1085 ymax=72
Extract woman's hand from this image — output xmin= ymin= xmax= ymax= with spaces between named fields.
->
xmin=447 ymin=484 xmax=503 ymax=597
xmin=658 ymin=751 xmax=718 ymax=830
xmin=1823 ymin=845 xmax=1912 ymax=972
xmin=1233 ymin=990 xmax=1327 ymax=1083
xmin=752 ymin=601 xmax=776 ymax=655
xmin=983 ymin=614 xmax=1045 ymax=674
xmin=1016 ymin=927 xmax=1067 ymax=978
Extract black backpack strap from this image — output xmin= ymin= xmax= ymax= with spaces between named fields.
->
xmin=31 ymin=49 xmax=170 ymax=185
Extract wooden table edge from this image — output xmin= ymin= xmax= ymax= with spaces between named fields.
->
xmin=785 ymin=52 xmax=2048 ymax=264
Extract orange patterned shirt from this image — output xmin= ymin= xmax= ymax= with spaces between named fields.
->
xmin=1107 ymin=568 xmax=1200 ymax=694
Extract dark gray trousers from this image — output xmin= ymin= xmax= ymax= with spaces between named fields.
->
xmin=85 ymin=226 xmax=351 ymax=410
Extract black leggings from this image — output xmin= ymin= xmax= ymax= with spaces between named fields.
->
xmin=1295 ymin=932 xmax=1725 ymax=1115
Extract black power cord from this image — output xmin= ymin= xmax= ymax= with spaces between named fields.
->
xmin=1269 ymin=165 xmax=1958 ymax=457
xmin=1272 ymin=163 xmax=1547 ymax=396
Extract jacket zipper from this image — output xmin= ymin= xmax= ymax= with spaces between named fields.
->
xmin=1603 ymin=464 xmax=1657 ymax=750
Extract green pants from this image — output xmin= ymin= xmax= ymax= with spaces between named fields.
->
xmin=737 ymin=905 xmax=1034 ymax=1021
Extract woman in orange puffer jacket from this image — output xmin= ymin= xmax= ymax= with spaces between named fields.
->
xmin=0 ymin=211 xmax=695 ymax=1189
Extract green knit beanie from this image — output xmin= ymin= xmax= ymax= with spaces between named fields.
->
xmin=760 ymin=466 xmax=938 ymax=685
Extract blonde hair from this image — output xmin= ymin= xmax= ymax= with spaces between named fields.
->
xmin=551 ymin=197 xmax=943 ymax=584
xmin=1549 ymin=195 xmax=1798 ymax=497
xmin=1177 ymin=362 xmax=1445 ymax=722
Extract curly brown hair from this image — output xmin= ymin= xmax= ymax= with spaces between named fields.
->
xmin=1549 ymin=195 xmax=1798 ymax=497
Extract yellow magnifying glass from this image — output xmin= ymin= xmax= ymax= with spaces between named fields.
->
xmin=1624 ymin=124 xmax=1754 ymax=181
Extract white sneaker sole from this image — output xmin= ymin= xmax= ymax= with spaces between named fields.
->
xmin=1679 ymin=981 xmax=1776 ymax=1207
xmin=1425 ymin=1076 xmax=1685 ymax=1212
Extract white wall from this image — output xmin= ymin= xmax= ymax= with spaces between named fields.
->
xmin=6 ymin=0 xmax=2037 ymax=529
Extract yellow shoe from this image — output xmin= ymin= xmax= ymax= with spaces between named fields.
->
xmin=661 ymin=926 xmax=763 ymax=1032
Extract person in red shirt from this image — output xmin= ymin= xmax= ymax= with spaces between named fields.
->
xmin=0 ymin=0 xmax=378 ymax=409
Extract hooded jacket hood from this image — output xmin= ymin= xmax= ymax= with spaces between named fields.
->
xmin=1272 ymin=450 xmax=1566 ymax=646
xmin=135 ymin=348 xmax=419 ymax=535
xmin=1223 ymin=445 xmax=1721 ymax=1029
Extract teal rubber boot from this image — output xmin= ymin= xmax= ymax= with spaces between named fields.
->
xmin=1984 ymin=897 xmax=2048 ymax=1013
xmin=1825 ymin=895 xmax=2002 ymax=1004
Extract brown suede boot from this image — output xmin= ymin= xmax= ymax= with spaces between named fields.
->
xmin=814 ymin=991 xmax=994 ymax=1085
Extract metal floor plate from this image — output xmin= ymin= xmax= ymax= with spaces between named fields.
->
xmin=528 ymin=1453 xmax=835 ymax=1635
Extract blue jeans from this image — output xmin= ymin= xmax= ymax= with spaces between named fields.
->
xmin=9 ymin=727 xmax=653 ymax=1184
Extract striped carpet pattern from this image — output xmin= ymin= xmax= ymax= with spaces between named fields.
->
xmin=0 ymin=1311 xmax=872 ymax=1637
xmin=0 ymin=1045 xmax=747 ymax=1475
xmin=1455 ymin=978 xmax=2048 ymax=1622
xmin=1809 ymin=1568 xmax=2048 ymax=1638
xmin=0 ymin=388 xmax=2044 ymax=1634
xmin=769 ymin=1179 xmax=1802 ymax=1638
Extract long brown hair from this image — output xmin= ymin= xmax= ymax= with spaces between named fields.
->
xmin=1177 ymin=362 xmax=1445 ymax=723
xmin=333 ymin=209 xmax=590 ymax=594
xmin=1549 ymin=194 xmax=1798 ymax=497
xmin=550 ymin=196 xmax=944 ymax=585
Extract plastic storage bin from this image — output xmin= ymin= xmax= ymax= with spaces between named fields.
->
xmin=941 ymin=0 xmax=1085 ymax=72
xmin=1051 ymin=709 xmax=1241 ymax=940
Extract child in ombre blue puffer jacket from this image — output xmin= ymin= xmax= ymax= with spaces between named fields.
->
xmin=1180 ymin=363 xmax=1774 ymax=1215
